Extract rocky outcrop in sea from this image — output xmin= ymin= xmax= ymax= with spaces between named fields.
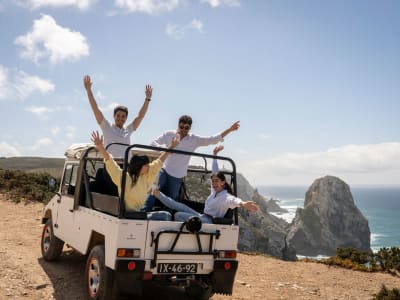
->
xmin=286 ymin=175 xmax=371 ymax=256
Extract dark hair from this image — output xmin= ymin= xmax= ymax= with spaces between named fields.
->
xmin=127 ymin=155 xmax=149 ymax=186
xmin=114 ymin=105 xmax=128 ymax=117
xmin=179 ymin=115 xmax=192 ymax=125
xmin=211 ymin=171 xmax=233 ymax=194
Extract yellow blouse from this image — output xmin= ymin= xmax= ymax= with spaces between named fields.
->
xmin=105 ymin=157 xmax=162 ymax=211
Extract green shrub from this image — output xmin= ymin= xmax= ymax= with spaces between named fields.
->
xmin=306 ymin=247 xmax=400 ymax=276
xmin=373 ymin=284 xmax=400 ymax=300
xmin=0 ymin=168 xmax=60 ymax=203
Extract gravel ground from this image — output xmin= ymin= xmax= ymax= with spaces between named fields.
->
xmin=0 ymin=197 xmax=399 ymax=300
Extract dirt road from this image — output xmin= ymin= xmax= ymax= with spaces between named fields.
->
xmin=0 ymin=197 xmax=399 ymax=300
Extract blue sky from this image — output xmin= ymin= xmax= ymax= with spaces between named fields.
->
xmin=1 ymin=0 xmax=399 ymax=186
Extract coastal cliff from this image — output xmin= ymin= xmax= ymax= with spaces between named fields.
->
xmin=236 ymin=173 xmax=296 ymax=261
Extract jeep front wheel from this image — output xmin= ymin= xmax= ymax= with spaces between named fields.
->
xmin=85 ymin=245 xmax=117 ymax=300
xmin=41 ymin=219 xmax=64 ymax=261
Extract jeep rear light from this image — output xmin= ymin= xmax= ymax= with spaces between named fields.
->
xmin=127 ymin=261 xmax=136 ymax=271
xmin=117 ymin=248 xmax=141 ymax=258
xmin=224 ymin=262 xmax=231 ymax=270
xmin=217 ymin=250 xmax=237 ymax=259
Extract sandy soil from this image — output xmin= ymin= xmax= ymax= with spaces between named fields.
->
xmin=0 ymin=197 xmax=399 ymax=300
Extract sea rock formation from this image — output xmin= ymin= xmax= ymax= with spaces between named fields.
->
xmin=286 ymin=175 xmax=371 ymax=256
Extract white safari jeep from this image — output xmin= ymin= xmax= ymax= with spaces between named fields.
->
xmin=41 ymin=143 xmax=240 ymax=299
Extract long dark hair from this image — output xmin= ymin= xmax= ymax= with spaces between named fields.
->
xmin=211 ymin=171 xmax=233 ymax=194
xmin=127 ymin=155 xmax=149 ymax=187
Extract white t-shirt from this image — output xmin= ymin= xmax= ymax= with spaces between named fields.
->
xmin=151 ymin=130 xmax=223 ymax=178
xmin=100 ymin=118 xmax=134 ymax=158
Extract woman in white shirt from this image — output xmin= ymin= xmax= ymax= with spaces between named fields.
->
xmin=152 ymin=146 xmax=259 ymax=223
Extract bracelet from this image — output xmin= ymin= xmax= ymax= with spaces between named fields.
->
xmin=146 ymin=98 xmax=151 ymax=101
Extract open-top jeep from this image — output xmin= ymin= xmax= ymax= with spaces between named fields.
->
xmin=41 ymin=143 xmax=240 ymax=299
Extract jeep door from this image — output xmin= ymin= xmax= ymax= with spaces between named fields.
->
xmin=54 ymin=163 xmax=78 ymax=243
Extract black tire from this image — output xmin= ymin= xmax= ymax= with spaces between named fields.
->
xmin=41 ymin=219 xmax=64 ymax=261
xmin=85 ymin=245 xmax=118 ymax=300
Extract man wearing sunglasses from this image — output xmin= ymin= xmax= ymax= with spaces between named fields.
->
xmin=142 ymin=115 xmax=240 ymax=212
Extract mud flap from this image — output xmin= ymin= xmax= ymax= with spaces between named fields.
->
xmin=211 ymin=260 xmax=238 ymax=294
xmin=114 ymin=259 xmax=145 ymax=296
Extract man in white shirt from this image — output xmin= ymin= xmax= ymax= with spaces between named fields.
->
xmin=83 ymin=75 xmax=152 ymax=157
xmin=142 ymin=115 xmax=240 ymax=212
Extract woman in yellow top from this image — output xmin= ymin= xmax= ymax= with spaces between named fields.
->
xmin=91 ymin=131 xmax=180 ymax=215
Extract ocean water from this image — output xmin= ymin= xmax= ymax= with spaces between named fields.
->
xmin=257 ymin=185 xmax=400 ymax=252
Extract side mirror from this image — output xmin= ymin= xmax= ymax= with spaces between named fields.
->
xmin=48 ymin=177 xmax=57 ymax=191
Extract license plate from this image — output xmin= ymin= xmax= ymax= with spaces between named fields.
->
xmin=157 ymin=263 xmax=198 ymax=274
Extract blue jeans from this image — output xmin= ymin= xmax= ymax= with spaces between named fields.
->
xmin=147 ymin=210 xmax=172 ymax=221
xmin=156 ymin=192 xmax=212 ymax=224
xmin=142 ymin=168 xmax=183 ymax=212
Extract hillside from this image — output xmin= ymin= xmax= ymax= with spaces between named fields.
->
xmin=0 ymin=157 xmax=64 ymax=178
xmin=0 ymin=197 xmax=399 ymax=299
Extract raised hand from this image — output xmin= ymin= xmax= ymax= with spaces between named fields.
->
xmin=91 ymin=131 xmax=110 ymax=160
xmin=145 ymin=84 xmax=153 ymax=100
xmin=83 ymin=75 xmax=92 ymax=91
xmin=213 ymin=145 xmax=224 ymax=156
xmin=229 ymin=121 xmax=240 ymax=132
xmin=91 ymin=130 xmax=103 ymax=147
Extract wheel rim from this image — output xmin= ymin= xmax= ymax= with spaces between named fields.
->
xmin=87 ymin=257 xmax=101 ymax=297
xmin=42 ymin=224 xmax=51 ymax=253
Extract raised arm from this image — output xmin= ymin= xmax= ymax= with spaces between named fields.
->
xmin=158 ymin=133 xmax=180 ymax=162
xmin=212 ymin=145 xmax=224 ymax=173
xmin=91 ymin=131 xmax=110 ymax=161
xmin=130 ymin=84 xmax=152 ymax=131
xmin=84 ymin=75 xmax=104 ymax=125
xmin=220 ymin=121 xmax=240 ymax=139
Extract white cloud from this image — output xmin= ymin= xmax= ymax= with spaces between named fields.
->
xmin=15 ymin=14 xmax=89 ymax=65
xmin=28 ymin=137 xmax=53 ymax=151
xmin=240 ymin=142 xmax=400 ymax=185
xmin=25 ymin=105 xmax=73 ymax=120
xmin=51 ymin=126 xmax=60 ymax=136
xmin=100 ymin=102 xmax=119 ymax=113
xmin=65 ymin=126 xmax=76 ymax=139
xmin=201 ymin=0 xmax=240 ymax=8
xmin=258 ymin=133 xmax=271 ymax=140
xmin=25 ymin=106 xmax=54 ymax=120
xmin=0 ymin=142 xmax=21 ymax=157
xmin=0 ymin=65 xmax=11 ymax=99
xmin=17 ymin=0 xmax=96 ymax=10
xmin=166 ymin=18 xmax=204 ymax=40
xmin=0 ymin=65 xmax=54 ymax=100
xmin=114 ymin=0 xmax=180 ymax=14
xmin=15 ymin=71 xmax=55 ymax=98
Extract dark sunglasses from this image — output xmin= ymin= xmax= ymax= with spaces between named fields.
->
xmin=179 ymin=125 xmax=191 ymax=130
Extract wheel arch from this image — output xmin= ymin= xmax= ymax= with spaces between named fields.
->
xmin=41 ymin=209 xmax=52 ymax=224
xmin=86 ymin=231 xmax=105 ymax=255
